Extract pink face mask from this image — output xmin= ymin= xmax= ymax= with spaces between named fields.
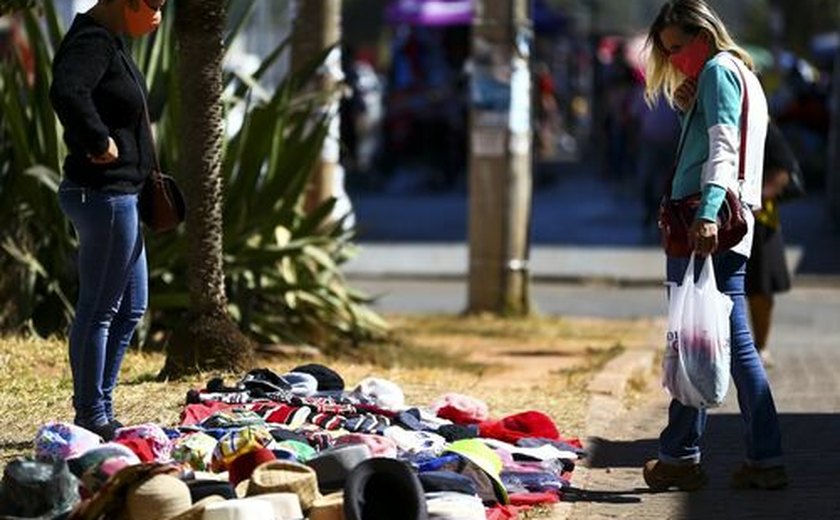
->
xmin=669 ymin=36 xmax=711 ymax=79
xmin=124 ymin=0 xmax=162 ymax=38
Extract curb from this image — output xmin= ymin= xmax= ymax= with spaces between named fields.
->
xmin=550 ymin=348 xmax=659 ymax=520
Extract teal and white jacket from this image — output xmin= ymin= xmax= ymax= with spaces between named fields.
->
xmin=673 ymin=52 xmax=768 ymax=257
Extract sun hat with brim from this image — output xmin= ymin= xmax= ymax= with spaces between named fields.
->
xmin=343 ymin=458 xmax=428 ymax=520
xmin=444 ymin=439 xmax=509 ymax=504
xmin=309 ymin=492 xmax=344 ymax=520
xmin=201 ymin=498 xmax=275 ymax=520
xmin=240 ymin=460 xmax=322 ymax=511
xmin=0 ymin=458 xmax=80 ymax=520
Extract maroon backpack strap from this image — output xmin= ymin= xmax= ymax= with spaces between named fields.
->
xmin=732 ymin=59 xmax=750 ymax=183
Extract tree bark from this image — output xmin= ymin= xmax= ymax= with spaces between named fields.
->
xmin=160 ymin=0 xmax=253 ymax=379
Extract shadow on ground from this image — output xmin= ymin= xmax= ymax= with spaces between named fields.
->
xmin=580 ymin=413 xmax=840 ymax=519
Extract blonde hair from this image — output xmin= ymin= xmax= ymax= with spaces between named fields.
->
xmin=644 ymin=0 xmax=754 ymax=108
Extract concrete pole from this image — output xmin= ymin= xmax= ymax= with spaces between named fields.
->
xmin=467 ymin=0 xmax=533 ymax=315
xmin=290 ymin=0 xmax=343 ymax=218
xmin=829 ymin=18 xmax=840 ymax=229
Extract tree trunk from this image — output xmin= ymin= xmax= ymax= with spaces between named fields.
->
xmin=160 ymin=0 xmax=253 ymax=379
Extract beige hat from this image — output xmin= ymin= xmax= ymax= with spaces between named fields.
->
xmin=123 ymin=473 xmax=224 ymax=520
xmin=241 ymin=460 xmax=322 ymax=511
xmin=240 ymin=493 xmax=304 ymax=520
xmin=308 ymin=492 xmax=344 ymax=520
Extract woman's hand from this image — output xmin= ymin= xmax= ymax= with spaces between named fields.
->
xmin=691 ymin=219 xmax=718 ymax=256
xmin=674 ymin=78 xmax=698 ymax=112
xmin=89 ymin=137 xmax=119 ymax=165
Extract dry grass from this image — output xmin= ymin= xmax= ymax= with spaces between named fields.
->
xmin=0 ymin=313 xmax=659 ymax=470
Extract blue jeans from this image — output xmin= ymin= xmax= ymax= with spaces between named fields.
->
xmin=659 ymin=251 xmax=783 ymax=468
xmin=59 ymin=179 xmax=148 ymax=427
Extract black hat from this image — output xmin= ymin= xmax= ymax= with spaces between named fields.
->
xmin=291 ymin=363 xmax=345 ymax=392
xmin=0 ymin=458 xmax=80 ymax=519
xmin=343 ymin=458 xmax=428 ymax=520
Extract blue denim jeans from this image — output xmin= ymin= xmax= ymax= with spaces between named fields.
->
xmin=659 ymin=251 xmax=783 ymax=468
xmin=59 ymin=179 xmax=148 ymax=427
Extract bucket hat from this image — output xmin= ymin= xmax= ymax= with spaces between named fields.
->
xmin=343 ymin=458 xmax=427 ymax=520
xmin=306 ymin=444 xmax=372 ymax=493
xmin=0 ymin=458 xmax=79 ymax=520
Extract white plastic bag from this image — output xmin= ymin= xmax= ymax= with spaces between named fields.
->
xmin=662 ymin=254 xmax=733 ymax=408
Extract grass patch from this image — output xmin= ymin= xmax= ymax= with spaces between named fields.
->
xmin=0 ymin=314 xmax=658 ymax=468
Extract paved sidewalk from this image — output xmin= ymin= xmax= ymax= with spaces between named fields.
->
xmin=561 ymin=287 xmax=840 ymax=519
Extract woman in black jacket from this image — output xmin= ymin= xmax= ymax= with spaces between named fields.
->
xmin=50 ymin=0 xmax=164 ymax=440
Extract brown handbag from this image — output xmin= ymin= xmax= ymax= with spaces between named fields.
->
xmin=658 ymin=63 xmax=750 ymax=257
xmin=120 ymin=51 xmax=185 ymax=233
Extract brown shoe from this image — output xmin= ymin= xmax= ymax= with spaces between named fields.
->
xmin=731 ymin=464 xmax=789 ymax=490
xmin=643 ymin=459 xmax=708 ymax=492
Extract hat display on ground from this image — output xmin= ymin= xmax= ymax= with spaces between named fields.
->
xmin=343 ymin=457 xmax=428 ymax=520
xmin=14 ymin=363 xmax=575 ymax=519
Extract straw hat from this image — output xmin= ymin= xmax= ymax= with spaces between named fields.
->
xmin=238 ymin=460 xmax=322 ymax=511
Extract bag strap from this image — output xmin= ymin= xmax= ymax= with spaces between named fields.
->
xmin=665 ymin=56 xmax=750 ymax=198
xmin=118 ymin=48 xmax=162 ymax=174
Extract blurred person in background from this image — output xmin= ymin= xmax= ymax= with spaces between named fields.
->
xmin=746 ymin=122 xmax=804 ymax=368
xmin=632 ymin=87 xmax=680 ymax=231
xmin=641 ymin=0 xmax=787 ymax=492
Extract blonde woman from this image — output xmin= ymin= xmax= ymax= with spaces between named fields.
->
xmin=642 ymin=0 xmax=787 ymax=491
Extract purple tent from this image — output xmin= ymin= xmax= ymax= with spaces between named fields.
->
xmin=385 ymin=0 xmax=474 ymax=26
xmin=385 ymin=0 xmax=568 ymax=34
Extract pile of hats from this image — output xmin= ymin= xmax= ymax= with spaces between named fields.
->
xmin=1 ymin=363 xmax=584 ymax=519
